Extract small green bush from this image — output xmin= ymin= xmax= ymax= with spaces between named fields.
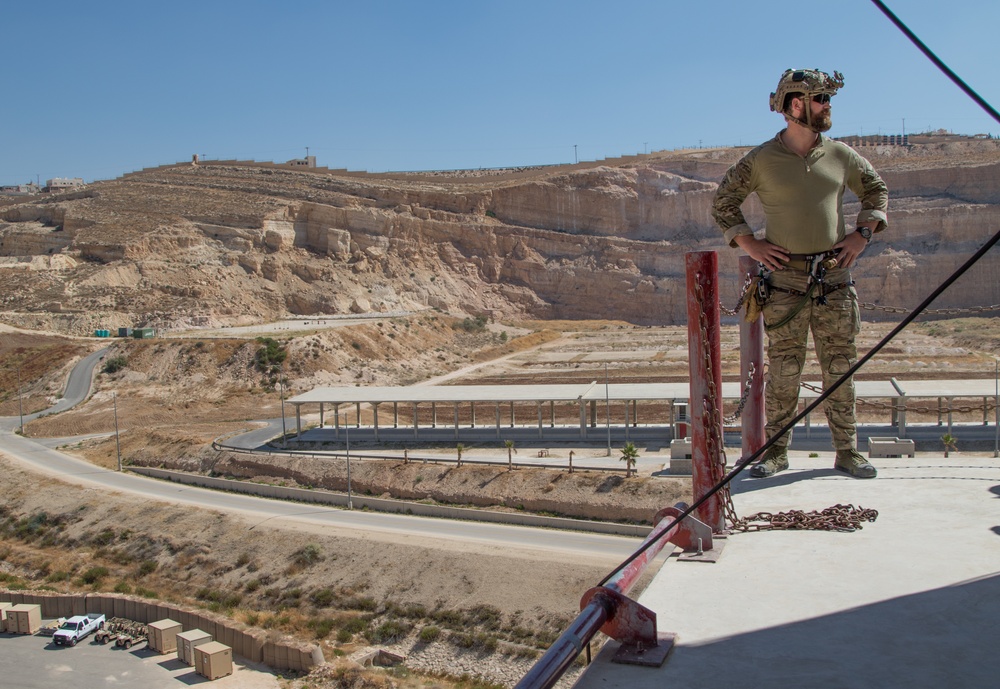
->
xmin=79 ymin=566 xmax=109 ymax=585
xmin=293 ymin=544 xmax=323 ymax=567
xmin=102 ymin=356 xmax=128 ymax=374
xmin=369 ymin=620 xmax=411 ymax=644
xmin=418 ymin=625 xmax=441 ymax=643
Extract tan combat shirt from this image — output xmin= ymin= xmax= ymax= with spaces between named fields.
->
xmin=712 ymin=132 xmax=889 ymax=254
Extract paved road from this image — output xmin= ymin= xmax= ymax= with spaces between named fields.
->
xmin=0 ymin=352 xmax=640 ymax=563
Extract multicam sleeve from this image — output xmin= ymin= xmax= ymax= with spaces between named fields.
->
xmin=712 ymin=154 xmax=756 ymax=247
xmin=849 ymin=152 xmax=889 ymax=233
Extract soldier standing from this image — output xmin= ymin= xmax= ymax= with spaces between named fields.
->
xmin=712 ymin=68 xmax=888 ymax=478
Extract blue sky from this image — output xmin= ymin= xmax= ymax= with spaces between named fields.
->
xmin=3 ymin=0 xmax=997 ymax=184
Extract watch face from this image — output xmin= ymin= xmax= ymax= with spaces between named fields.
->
xmin=859 ymin=227 xmax=872 ymax=239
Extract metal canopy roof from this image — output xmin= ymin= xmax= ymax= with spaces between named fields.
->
xmin=287 ymin=379 xmax=977 ymax=407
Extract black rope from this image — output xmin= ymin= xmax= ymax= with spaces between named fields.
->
xmin=869 ymin=0 xmax=1000 ymax=124
xmin=596 ymin=2 xmax=1000 ymax=588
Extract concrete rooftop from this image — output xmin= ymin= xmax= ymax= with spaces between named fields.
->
xmin=575 ymin=449 xmax=1000 ymax=689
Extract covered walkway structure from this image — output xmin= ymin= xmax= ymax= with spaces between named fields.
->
xmin=286 ymin=378 xmax=999 ymax=447
xmin=286 ymin=383 xmax=699 ymax=445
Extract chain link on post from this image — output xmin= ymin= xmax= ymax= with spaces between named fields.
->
xmin=692 ymin=272 xmax=739 ymax=531
xmin=798 ymin=380 xmax=998 ymax=415
xmin=859 ymin=302 xmax=1000 ymax=315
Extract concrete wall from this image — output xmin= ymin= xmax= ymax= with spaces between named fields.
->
xmin=129 ymin=466 xmax=652 ymax=537
xmin=0 ymin=590 xmax=323 ymax=672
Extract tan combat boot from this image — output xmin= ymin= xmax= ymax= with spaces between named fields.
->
xmin=834 ymin=449 xmax=877 ymax=478
xmin=750 ymin=446 xmax=789 ymax=478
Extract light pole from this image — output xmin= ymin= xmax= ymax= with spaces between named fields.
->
xmin=113 ymin=392 xmax=122 ymax=471
xmin=994 ymin=359 xmax=999 ymax=458
xmin=345 ymin=416 xmax=353 ymax=509
xmin=279 ymin=377 xmax=287 ymax=448
xmin=16 ymin=364 xmax=24 ymax=434
xmin=605 ymin=363 xmax=612 ymax=457
xmin=574 ymin=144 xmax=578 ymax=164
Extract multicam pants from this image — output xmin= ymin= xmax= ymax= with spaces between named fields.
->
xmin=762 ymin=266 xmax=861 ymax=451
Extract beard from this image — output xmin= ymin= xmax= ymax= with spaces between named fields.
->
xmin=810 ymin=109 xmax=832 ymax=132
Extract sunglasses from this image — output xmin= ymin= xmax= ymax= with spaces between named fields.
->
xmin=811 ymin=93 xmax=832 ymax=104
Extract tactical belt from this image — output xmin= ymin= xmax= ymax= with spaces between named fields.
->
xmin=782 ymin=251 xmax=839 ymax=272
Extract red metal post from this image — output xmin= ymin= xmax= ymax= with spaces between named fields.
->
xmin=739 ymin=255 xmax=766 ymax=457
xmin=686 ymin=251 xmax=724 ymax=532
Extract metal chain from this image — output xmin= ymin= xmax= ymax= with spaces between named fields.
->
xmin=696 ymin=281 xmax=879 ymax=535
xmin=800 ymin=380 xmax=998 ymax=414
xmin=694 ymin=280 xmax=741 ymax=528
xmin=723 ymin=362 xmax=756 ymax=425
xmin=858 ymin=302 xmax=1000 ymax=315
xmin=720 ymin=272 xmax=755 ymax=316
xmin=730 ymin=504 xmax=879 ymax=533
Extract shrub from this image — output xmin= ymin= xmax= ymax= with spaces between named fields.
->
xmin=102 ymin=355 xmax=127 ymax=374
xmin=138 ymin=560 xmax=157 ymax=577
xmin=79 ymin=566 xmax=109 ymax=585
xmin=342 ymin=617 xmax=368 ymax=634
xmin=293 ymin=544 xmax=323 ymax=567
xmin=454 ymin=315 xmax=488 ymax=333
xmin=311 ymin=588 xmax=336 ymax=607
xmin=254 ymin=337 xmax=287 ymax=374
xmin=369 ymin=620 xmax=411 ymax=644
xmin=309 ymin=617 xmax=336 ymax=639
xmin=418 ymin=626 xmax=441 ymax=643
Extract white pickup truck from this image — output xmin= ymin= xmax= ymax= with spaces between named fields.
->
xmin=52 ymin=614 xmax=105 ymax=646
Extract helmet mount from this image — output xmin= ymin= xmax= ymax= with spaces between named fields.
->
xmin=769 ymin=68 xmax=844 ymax=133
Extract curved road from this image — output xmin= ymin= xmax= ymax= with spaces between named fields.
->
xmin=0 ymin=351 xmax=640 ymax=563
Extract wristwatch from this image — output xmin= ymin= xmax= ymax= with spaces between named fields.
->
xmin=856 ymin=226 xmax=873 ymax=242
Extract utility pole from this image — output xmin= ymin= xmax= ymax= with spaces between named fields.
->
xmin=16 ymin=364 xmax=24 ymax=434
xmin=279 ymin=377 xmax=287 ymax=447
xmin=644 ymin=142 xmax=648 ymax=154
xmin=605 ymin=363 xmax=612 ymax=457
xmin=345 ymin=417 xmax=353 ymax=509
xmin=574 ymin=144 xmax=578 ymax=164
xmin=113 ymin=392 xmax=122 ymax=471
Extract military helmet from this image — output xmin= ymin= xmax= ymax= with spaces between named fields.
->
xmin=769 ymin=68 xmax=845 ymax=114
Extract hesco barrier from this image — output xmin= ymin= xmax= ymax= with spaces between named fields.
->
xmin=129 ymin=466 xmax=653 ymax=537
xmin=0 ymin=591 xmax=323 ymax=672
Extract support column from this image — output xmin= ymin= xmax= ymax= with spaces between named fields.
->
xmin=471 ymin=402 xmax=476 ymax=428
xmin=334 ymin=404 xmax=340 ymax=440
xmin=320 ymin=403 xmax=325 ymax=428
xmin=355 ymin=402 xmax=361 ymax=428
xmin=454 ymin=403 xmax=460 ymax=440
xmin=590 ymin=400 xmax=597 ymax=427
xmin=739 ymin=256 xmax=766 ymax=458
xmin=432 ymin=402 xmax=437 ymax=428
xmin=687 ymin=251 xmax=725 ymax=533
xmin=496 ymin=403 xmax=501 ymax=439
xmin=510 ymin=401 xmax=515 ymax=427
xmin=537 ymin=402 xmax=543 ymax=438
xmin=580 ymin=402 xmax=587 ymax=438
xmin=373 ymin=404 xmax=379 ymax=442
xmin=549 ymin=401 xmax=555 ymax=428
xmin=394 ymin=402 xmax=399 ymax=428
xmin=624 ymin=401 xmax=630 ymax=442
xmin=413 ymin=402 xmax=419 ymax=439
xmin=296 ymin=405 xmax=301 ymax=438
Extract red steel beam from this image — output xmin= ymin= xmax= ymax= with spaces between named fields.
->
xmin=686 ymin=251 xmax=724 ymax=532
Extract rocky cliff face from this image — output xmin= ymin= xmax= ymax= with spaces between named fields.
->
xmin=2 ymin=139 xmax=999 ymax=334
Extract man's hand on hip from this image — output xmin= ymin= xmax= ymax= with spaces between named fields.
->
xmin=734 ymin=235 xmax=790 ymax=271
xmin=833 ymin=229 xmax=871 ymax=269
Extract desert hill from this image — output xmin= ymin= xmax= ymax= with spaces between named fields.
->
xmin=3 ymin=135 xmax=1000 ymax=337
